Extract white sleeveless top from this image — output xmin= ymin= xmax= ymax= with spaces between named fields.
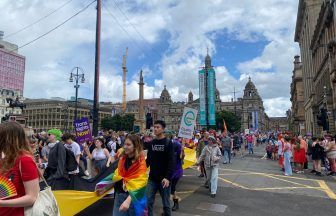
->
xmin=93 ymin=148 xmax=107 ymax=160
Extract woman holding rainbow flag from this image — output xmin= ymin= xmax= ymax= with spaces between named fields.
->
xmin=95 ymin=134 xmax=148 ymax=216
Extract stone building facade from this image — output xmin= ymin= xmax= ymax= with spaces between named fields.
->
xmin=290 ymin=56 xmax=306 ymax=134
xmin=295 ymin=0 xmax=336 ymax=135
xmin=269 ymin=117 xmax=289 ymax=132
xmin=22 ymin=98 xmax=111 ymax=132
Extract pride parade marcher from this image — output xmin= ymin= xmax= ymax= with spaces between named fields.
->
xmin=326 ymin=138 xmax=336 ymax=176
xmin=0 ymin=122 xmax=40 ymax=216
xmin=197 ymin=135 xmax=222 ymax=198
xmin=44 ymin=129 xmax=69 ymax=190
xmin=246 ymin=133 xmax=254 ymax=154
xmin=145 ymin=120 xmax=175 ymax=216
xmin=96 ymin=134 xmax=148 ymax=216
xmin=170 ymin=137 xmax=185 ymax=211
xmin=277 ymin=135 xmax=284 ymax=171
xmin=311 ymin=137 xmax=324 ymax=176
xmin=283 ymin=136 xmax=293 ymax=176
xmin=293 ymin=136 xmax=307 ymax=174
xmin=85 ymin=137 xmax=110 ymax=177
xmin=196 ymin=132 xmax=209 ymax=178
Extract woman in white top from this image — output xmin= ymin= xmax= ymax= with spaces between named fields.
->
xmin=85 ymin=137 xmax=110 ymax=176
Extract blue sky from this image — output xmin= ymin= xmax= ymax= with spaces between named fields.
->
xmin=1 ymin=0 xmax=300 ymax=116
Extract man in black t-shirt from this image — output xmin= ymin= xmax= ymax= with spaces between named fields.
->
xmin=146 ymin=120 xmax=175 ymax=216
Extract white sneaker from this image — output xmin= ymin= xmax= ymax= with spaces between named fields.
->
xmin=84 ymin=170 xmax=90 ymax=176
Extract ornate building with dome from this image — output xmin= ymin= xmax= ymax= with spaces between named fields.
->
xmin=109 ymin=54 xmax=269 ymax=132
xmin=157 ymin=77 xmax=269 ymax=131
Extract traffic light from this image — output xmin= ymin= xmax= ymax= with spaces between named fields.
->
xmin=146 ymin=113 xmax=153 ymax=129
xmin=317 ymin=108 xmax=329 ymax=131
xmin=89 ymin=109 xmax=93 ymax=119
xmin=317 ymin=114 xmax=323 ymax=126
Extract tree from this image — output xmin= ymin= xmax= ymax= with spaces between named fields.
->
xmin=121 ymin=114 xmax=135 ymax=131
xmin=101 ymin=114 xmax=135 ymax=131
xmin=216 ymin=110 xmax=241 ymax=133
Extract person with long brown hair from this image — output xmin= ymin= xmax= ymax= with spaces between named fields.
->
xmin=96 ymin=134 xmax=148 ymax=216
xmin=0 ymin=122 xmax=40 ymax=216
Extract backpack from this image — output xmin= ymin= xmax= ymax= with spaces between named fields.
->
xmin=64 ymin=147 xmax=78 ymax=172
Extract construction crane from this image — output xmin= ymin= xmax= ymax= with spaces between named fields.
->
xmin=122 ymin=47 xmax=128 ymax=113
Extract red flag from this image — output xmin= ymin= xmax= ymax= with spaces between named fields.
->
xmin=223 ymin=119 xmax=227 ymax=133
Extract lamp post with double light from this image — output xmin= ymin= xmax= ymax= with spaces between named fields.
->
xmin=69 ymin=67 xmax=85 ymax=121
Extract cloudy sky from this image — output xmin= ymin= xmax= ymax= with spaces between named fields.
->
xmin=1 ymin=0 xmax=299 ymax=117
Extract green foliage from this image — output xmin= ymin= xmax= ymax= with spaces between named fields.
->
xmin=216 ymin=110 xmax=241 ymax=132
xmin=101 ymin=114 xmax=135 ymax=131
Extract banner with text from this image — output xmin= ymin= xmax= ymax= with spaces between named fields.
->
xmin=199 ymin=69 xmax=206 ymax=126
xmin=74 ymin=117 xmax=92 ymax=143
xmin=178 ymin=107 xmax=198 ymax=139
xmin=207 ymin=68 xmax=216 ymax=125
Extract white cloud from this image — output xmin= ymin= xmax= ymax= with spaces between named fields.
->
xmin=1 ymin=0 xmax=300 ymax=117
xmin=264 ymin=97 xmax=291 ymax=117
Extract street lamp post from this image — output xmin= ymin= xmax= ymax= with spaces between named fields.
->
xmin=69 ymin=67 xmax=85 ymax=121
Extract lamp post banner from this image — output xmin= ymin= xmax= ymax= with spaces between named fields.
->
xmin=74 ymin=117 xmax=93 ymax=143
xmin=207 ymin=68 xmax=216 ymax=125
xmin=178 ymin=107 xmax=198 ymax=139
xmin=199 ymin=69 xmax=206 ymax=126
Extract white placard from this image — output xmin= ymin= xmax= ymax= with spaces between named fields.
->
xmin=178 ymin=107 xmax=198 ymax=139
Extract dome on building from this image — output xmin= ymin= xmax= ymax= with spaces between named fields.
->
xmin=160 ymin=85 xmax=172 ymax=102
xmin=244 ymin=77 xmax=256 ymax=90
xmin=243 ymin=77 xmax=261 ymax=99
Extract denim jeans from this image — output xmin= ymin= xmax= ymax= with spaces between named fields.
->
xmin=146 ymin=179 xmax=171 ymax=216
xmin=223 ymin=148 xmax=231 ymax=163
xmin=112 ymin=192 xmax=136 ymax=216
xmin=284 ymin=151 xmax=292 ymax=176
xmin=248 ymin=143 xmax=254 ymax=154
xmin=205 ymin=166 xmax=219 ymax=195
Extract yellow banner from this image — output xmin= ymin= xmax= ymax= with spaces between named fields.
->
xmin=53 ymin=148 xmax=196 ymax=216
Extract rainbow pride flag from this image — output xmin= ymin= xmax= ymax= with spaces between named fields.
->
xmin=95 ymin=154 xmax=148 ymax=216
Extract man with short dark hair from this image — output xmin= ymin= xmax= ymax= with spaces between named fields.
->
xmin=62 ymin=133 xmax=81 ymax=175
xmin=146 ymin=120 xmax=175 ymax=216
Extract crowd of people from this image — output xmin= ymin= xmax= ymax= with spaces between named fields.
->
xmin=264 ymin=133 xmax=336 ymax=177
xmin=2 ymin=119 xmax=336 ymax=216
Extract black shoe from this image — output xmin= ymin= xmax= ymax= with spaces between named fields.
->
xmin=315 ymin=172 xmax=322 ymax=176
xmin=310 ymin=170 xmax=317 ymax=173
xmin=172 ymin=198 xmax=179 ymax=211
xmin=198 ymin=173 xmax=204 ymax=178
xmin=210 ymin=194 xmax=216 ymax=198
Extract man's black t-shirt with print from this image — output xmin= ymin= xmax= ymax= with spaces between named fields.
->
xmin=146 ymin=137 xmax=175 ymax=182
